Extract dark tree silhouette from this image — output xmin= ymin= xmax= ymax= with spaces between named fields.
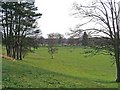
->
xmin=82 ymin=32 xmax=88 ymax=46
xmin=0 ymin=1 xmax=42 ymax=60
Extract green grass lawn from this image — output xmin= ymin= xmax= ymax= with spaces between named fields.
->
xmin=2 ymin=46 xmax=120 ymax=88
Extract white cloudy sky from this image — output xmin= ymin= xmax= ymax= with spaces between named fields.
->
xmin=35 ymin=0 xmax=92 ymax=38
xmin=35 ymin=0 xmax=120 ymax=38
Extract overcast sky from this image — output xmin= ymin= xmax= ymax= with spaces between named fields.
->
xmin=35 ymin=0 xmax=92 ymax=38
xmin=35 ymin=0 xmax=120 ymax=38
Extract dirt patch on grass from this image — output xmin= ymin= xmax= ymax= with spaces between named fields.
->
xmin=1 ymin=54 xmax=16 ymax=61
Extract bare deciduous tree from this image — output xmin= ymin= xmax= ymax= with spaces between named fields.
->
xmin=47 ymin=33 xmax=58 ymax=59
xmin=72 ymin=0 xmax=120 ymax=82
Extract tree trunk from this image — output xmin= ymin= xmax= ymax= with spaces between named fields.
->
xmin=9 ymin=10 xmax=13 ymax=58
xmin=51 ymin=54 xmax=54 ymax=59
xmin=114 ymin=39 xmax=120 ymax=82
xmin=19 ymin=40 xmax=23 ymax=60
xmin=16 ymin=45 xmax=19 ymax=60
xmin=12 ymin=46 xmax=16 ymax=59
xmin=115 ymin=48 xmax=120 ymax=82
xmin=116 ymin=64 xmax=120 ymax=82
xmin=5 ymin=8 xmax=10 ymax=57
xmin=16 ymin=41 xmax=19 ymax=60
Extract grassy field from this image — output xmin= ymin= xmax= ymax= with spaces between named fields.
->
xmin=2 ymin=46 xmax=120 ymax=88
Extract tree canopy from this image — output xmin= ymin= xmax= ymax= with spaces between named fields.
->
xmin=0 ymin=1 xmax=42 ymax=60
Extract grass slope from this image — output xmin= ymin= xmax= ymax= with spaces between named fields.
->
xmin=2 ymin=47 xmax=119 ymax=88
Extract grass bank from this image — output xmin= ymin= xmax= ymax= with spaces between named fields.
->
xmin=2 ymin=47 xmax=119 ymax=88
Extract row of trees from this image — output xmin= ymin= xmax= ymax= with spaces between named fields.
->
xmin=46 ymin=32 xmax=89 ymax=59
xmin=37 ymin=32 xmax=89 ymax=46
xmin=0 ymin=1 xmax=42 ymax=60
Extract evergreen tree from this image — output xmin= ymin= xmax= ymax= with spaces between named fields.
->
xmin=82 ymin=32 xmax=88 ymax=46
xmin=0 ymin=1 xmax=42 ymax=60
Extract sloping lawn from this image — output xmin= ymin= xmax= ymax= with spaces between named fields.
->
xmin=2 ymin=47 xmax=119 ymax=88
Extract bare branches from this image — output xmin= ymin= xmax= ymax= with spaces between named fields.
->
xmin=72 ymin=0 xmax=120 ymax=39
xmin=71 ymin=0 xmax=120 ymax=82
